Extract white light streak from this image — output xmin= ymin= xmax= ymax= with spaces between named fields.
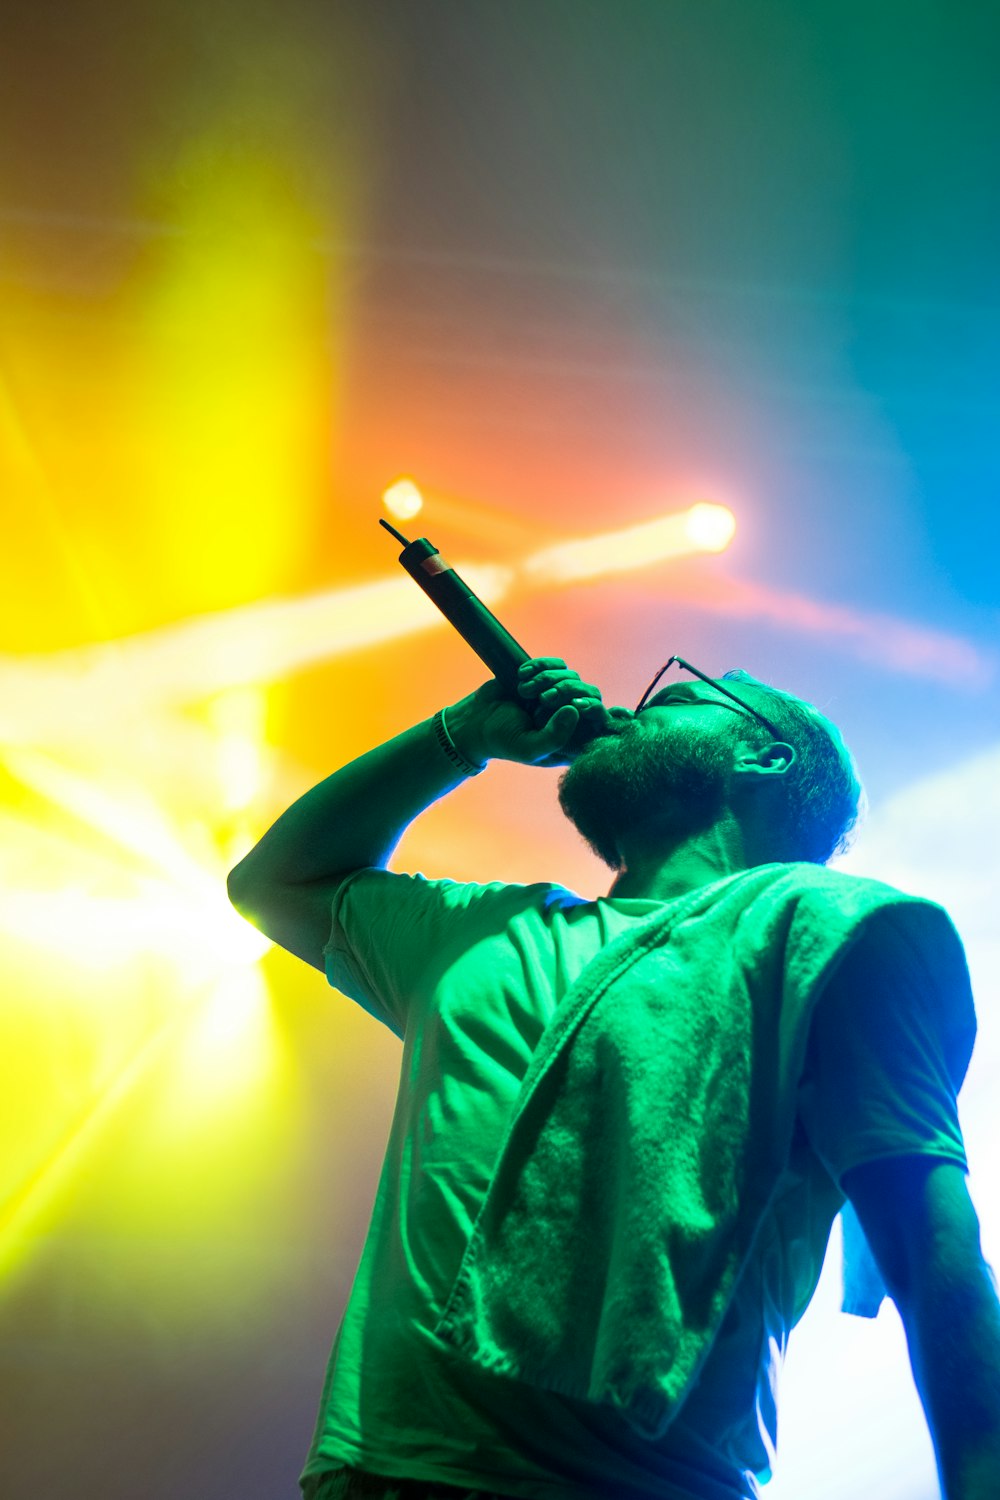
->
xmin=520 ymin=503 xmax=733 ymax=587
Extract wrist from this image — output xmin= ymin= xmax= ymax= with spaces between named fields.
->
xmin=434 ymin=704 xmax=488 ymax=777
xmin=441 ymin=695 xmax=490 ymax=770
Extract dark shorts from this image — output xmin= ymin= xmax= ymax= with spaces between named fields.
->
xmin=301 ymin=1467 xmax=518 ymax=1500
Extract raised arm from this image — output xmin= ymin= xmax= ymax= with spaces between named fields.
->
xmin=844 ymin=1155 xmax=1000 ymax=1500
xmin=226 ymin=660 xmax=609 ymax=969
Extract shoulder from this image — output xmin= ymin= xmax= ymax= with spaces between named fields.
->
xmin=799 ymin=868 xmax=978 ymax=1095
xmin=731 ymin=865 xmax=974 ymax=1048
xmin=763 ymin=863 xmax=968 ymax=963
xmin=768 ymin=860 xmax=920 ymax=912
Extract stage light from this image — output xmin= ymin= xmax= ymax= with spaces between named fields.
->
xmin=521 ymin=502 xmax=737 ymax=587
xmin=0 ymin=746 xmax=272 ymax=976
xmin=684 ymin=502 xmax=736 ymax=552
xmin=383 ymin=478 xmax=424 ymax=522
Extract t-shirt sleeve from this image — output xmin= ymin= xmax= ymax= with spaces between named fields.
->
xmin=797 ymin=904 xmax=977 ymax=1188
xmin=322 ymin=866 xmax=538 ymax=1038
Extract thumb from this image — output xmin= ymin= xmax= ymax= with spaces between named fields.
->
xmin=539 ymin=701 xmax=580 ymax=748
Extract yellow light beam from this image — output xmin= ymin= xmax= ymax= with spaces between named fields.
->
xmin=0 ymin=564 xmax=515 ymax=748
xmin=0 ymin=1010 xmax=180 ymax=1282
xmin=3 ymin=746 xmax=224 ymax=893
xmin=0 ymin=870 xmax=270 ymax=975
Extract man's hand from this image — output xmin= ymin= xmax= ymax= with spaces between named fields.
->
xmin=445 ymin=657 xmax=619 ymax=769
xmin=227 ymin=659 xmax=623 ymax=970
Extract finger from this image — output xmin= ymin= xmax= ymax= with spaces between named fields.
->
xmin=521 ymin=669 xmax=587 ymax=698
xmin=536 ymin=679 xmax=600 ymax=705
xmin=517 ymin=657 xmax=567 ymax=680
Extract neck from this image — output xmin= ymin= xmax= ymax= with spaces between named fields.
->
xmin=608 ymin=814 xmax=755 ymax=902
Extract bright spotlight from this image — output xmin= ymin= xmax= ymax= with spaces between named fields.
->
xmin=521 ymin=503 xmax=738 ymax=587
xmin=383 ymin=478 xmax=424 ymax=523
xmin=684 ymin=502 xmax=736 ymax=552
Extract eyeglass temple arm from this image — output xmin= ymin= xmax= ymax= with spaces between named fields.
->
xmin=634 ymin=656 xmax=681 ymax=715
xmin=636 ymin=656 xmax=784 ymax=737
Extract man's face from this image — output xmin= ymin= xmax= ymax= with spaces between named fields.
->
xmin=557 ymin=683 xmax=759 ymax=870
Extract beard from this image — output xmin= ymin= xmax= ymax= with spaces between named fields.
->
xmin=557 ymin=717 xmax=734 ymax=870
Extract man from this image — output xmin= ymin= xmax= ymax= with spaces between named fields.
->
xmin=227 ymin=656 xmax=1000 ymax=1500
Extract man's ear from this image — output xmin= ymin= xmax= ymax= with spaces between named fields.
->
xmin=733 ymin=741 xmax=796 ymax=780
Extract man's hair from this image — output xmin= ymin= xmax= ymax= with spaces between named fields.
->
xmin=721 ymin=670 xmax=865 ymax=865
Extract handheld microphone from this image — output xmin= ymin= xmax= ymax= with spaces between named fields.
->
xmin=379 ymin=518 xmax=530 ymax=692
xmin=379 ymin=517 xmax=622 ymax=752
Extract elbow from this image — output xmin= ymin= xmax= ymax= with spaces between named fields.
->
xmin=226 ymin=858 xmax=257 ymax=915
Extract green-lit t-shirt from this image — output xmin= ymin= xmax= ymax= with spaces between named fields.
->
xmin=301 ymin=870 xmax=970 ymax=1500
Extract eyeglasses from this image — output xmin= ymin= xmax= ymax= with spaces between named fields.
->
xmin=634 ymin=656 xmax=785 ymax=740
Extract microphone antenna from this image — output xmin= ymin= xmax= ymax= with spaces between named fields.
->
xmin=379 ymin=517 xmax=411 ymax=547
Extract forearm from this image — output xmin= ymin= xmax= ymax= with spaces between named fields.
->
xmin=229 ymin=710 xmax=478 ymax=892
xmin=227 ymin=660 xmax=599 ymax=902
xmin=902 ymin=1258 xmax=1000 ymax=1500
